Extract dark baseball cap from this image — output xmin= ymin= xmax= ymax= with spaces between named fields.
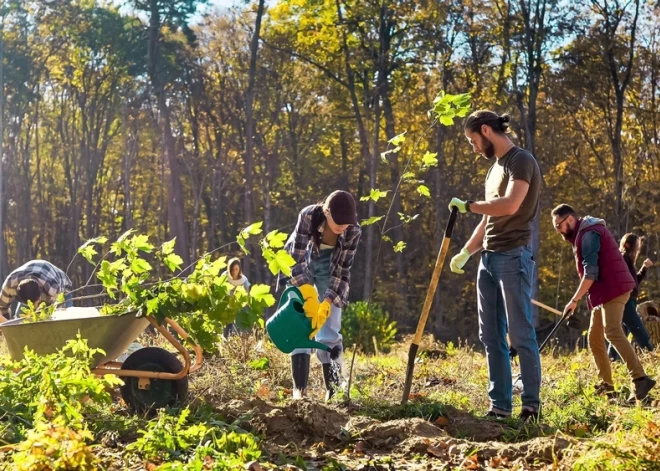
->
xmin=327 ymin=190 xmax=358 ymax=226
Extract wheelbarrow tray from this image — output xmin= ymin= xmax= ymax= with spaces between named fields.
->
xmin=1 ymin=312 xmax=149 ymax=368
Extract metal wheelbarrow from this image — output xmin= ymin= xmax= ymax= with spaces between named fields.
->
xmin=0 ymin=310 xmax=203 ymax=414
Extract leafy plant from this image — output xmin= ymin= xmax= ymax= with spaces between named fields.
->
xmin=0 ymin=335 xmax=121 ymax=438
xmin=341 ymin=301 xmax=397 ymax=354
xmin=360 ymin=90 xmax=471 ymax=254
xmin=127 ymin=407 xmax=261 ymax=469
xmin=21 ymin=225 xmax=292 ymax=353
xmin=7 ymin=423 xmax=99 ymax=471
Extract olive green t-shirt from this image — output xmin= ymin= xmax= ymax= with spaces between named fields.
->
xmin=483 ymin=147 xmax=540 ymax=252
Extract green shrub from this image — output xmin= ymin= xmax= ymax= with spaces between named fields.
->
xmin=342 ymin=301 xmax=397 ymax=354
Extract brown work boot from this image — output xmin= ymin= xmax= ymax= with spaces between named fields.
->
xmin=594 ymin=381 xmax=616 ymax=398
xmin=627 ymin=376 xmax=656 ymax=403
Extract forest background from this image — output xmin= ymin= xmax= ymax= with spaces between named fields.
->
xmin=1 ymin=0 xmax=659 ymax=344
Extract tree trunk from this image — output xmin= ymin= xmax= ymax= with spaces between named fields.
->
xmin=334 ymin=0 xmax=373 ymax=299
xmin=243 ymin=0 xmax=266 ymax=281
xmin=148 ymin=0 xmax=191 ymax=269
xmin=0 ymin=17 xmax=6 ymax=278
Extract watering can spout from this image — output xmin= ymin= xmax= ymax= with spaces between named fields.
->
xmin=266 ymin=286 xmax=332 ymax=354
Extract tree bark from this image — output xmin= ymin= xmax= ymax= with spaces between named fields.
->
xmin=0 ymin=16 xmax=6 ymax=278
xmin=243 ymin=0 xmax=266 ymax=281
xmin=148 ymin=0 xmax=191 ymax=269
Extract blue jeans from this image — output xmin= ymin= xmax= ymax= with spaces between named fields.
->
xmin=478 ymin=245 xmax=541 ymax=413
xmin=608 ymin=298 xmax=654 ymax=360
xmin=291 ymin=248 xmax=343 ymax=364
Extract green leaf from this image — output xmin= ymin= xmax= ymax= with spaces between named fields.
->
xmin=393 ymin=241 xmax=407 ymax=253
xmin=78 ymin=245 xmax=97 ymax=263
xmin=182 ymin=284 xmax=207 ymax=302
xmin=417 ymin=184 xmax=431 ymax=197
xmin=439 ymin=115 xmax=454 ymax=126
xmin=249 ymin=284 xmax=276 ymax=306
xmin=248 ymin=358 xmax=270 ymax=370
xmin=249 ymin=284 xmax=271 ymax=300
xmin=164 ymin=253 xmax=184 ymax=272
xmin=132 ymin=234 xmax=154 ymax=253
xmin=360 ymin=216 xmax=384 ymax=226
xmin=265 ymin=230 xmax=288 ymax=249
xmin=401 ymin=171 xmax=416 ymax=181
xmin=242 ymin=221 xmax=264 ymax=237
xmin=146 ymin=298 xmax=160 ymax=315
xmin=268 ymin=250 xmax=296 ymax=277
xmin=382 ymin=235 xmax=393 ymax=243
xmin=161 ymin=238 xmax=176 ymax=255
xmin=422 ymin=151 xmax=438 ymax=168
xmin=359 ymin=189 xmax=390 ymax=203
xmin=130 ymin=258 xmax=152 ymax=274
xmin=388 ymin=131 xmax=407 ymax=146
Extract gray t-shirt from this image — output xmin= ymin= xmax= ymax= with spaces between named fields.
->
xmin=483 ymin=147 xmax=540 ymax=252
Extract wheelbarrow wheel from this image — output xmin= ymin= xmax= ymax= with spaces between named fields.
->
xmin=119 ymin=347 xmax=188 ymax=415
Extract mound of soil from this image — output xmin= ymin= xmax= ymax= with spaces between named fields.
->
xmin=210 ymin=398 xmax=579 ymax=470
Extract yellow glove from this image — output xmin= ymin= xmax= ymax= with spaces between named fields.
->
xmin=309 ymin=300 xmax=331 ymax=339
xmin=298 ymin=284 xmax=320 ymax=318
xmin=450 ymin=248 xmax=471 ymax=274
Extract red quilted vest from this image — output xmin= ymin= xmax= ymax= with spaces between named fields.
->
xmin=571 ymin=219 xmax=635 ymax=309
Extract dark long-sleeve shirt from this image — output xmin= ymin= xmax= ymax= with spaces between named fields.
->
xmin=623 ymin=253 xmax=647 ymax=299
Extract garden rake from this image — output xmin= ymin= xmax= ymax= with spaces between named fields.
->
xmin=511 ymin=300 xmax=573 ymax=388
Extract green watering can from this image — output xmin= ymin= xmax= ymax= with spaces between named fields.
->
xmin=266 ymin=286 xmax=332 ymax=354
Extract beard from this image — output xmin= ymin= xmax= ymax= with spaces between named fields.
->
xmin=560 ymin=227 xmax=575 ymax=241
xmin=482 ymin=137 xmax=496 ymax=160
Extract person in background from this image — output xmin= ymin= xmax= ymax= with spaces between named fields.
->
xmin=282 ymin=190 xmax=361 ymax=400
xmin=225 ymin=257 xmax=251 ymax=293
xmin=608 ymin=233 xmax=655 ymax=360
xmin=0 ymin=260 xmax=73 ymax=322
xmin=223 ymin=257 xmax=251 ymax=336
xmin=551 ymin=204 xmax=656 ymax=402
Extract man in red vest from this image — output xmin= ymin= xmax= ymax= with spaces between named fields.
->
xmin=552 ymin=204 xmax=656 ymax=402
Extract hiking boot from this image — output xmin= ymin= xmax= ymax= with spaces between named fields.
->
xmin=594 ymin=381 xmax=617 ymax=398
xmin=627 ymin=376 xmax=657 ymax=403
xmin=322 ymin=361 xmax=341 ymax=401
xmin=519 ymin=407 xmax=540 ymax=423
xmin=291 ymin=353 xmax=310 ymax=400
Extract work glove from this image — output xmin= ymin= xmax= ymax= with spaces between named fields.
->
xmin=448 ymin=197 xmax=469 ymax=214
xmin=309 ymin=300 xmax=332 ymax=339
xmin=298 ymin=284 xmax=320 ymax=318
xmin=450 ymin=248 xmax=471 ymax=274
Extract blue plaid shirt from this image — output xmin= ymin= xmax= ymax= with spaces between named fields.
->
xmin=282 ymin=205 xmax=361 ymax=307
xmin=0 ymin=260 xmax=72 ymax=317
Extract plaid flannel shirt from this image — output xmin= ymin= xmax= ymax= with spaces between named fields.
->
xmin=282 ymin=205 xmax=361 ymax=308
xmin=0 ymin=260 xmax=72 ymax=317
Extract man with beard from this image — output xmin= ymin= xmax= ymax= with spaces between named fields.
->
xmin=551 ymin=204 xmax=656 ymax=402
xmin=448 ymin=110 xmax=542 ymax=421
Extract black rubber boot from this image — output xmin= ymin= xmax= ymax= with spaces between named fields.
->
xmin=291 ymin=354 xmax=310 ymax=400
xmin=322 ymin=361 xmax=341 ymax=401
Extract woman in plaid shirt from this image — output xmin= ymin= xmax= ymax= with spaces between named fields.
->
xmin=283 ymin=190 xmax=361 ymax=400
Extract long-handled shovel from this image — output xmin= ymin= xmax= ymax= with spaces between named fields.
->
xmin=402 ymin=207 xmax=459 ymax=404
